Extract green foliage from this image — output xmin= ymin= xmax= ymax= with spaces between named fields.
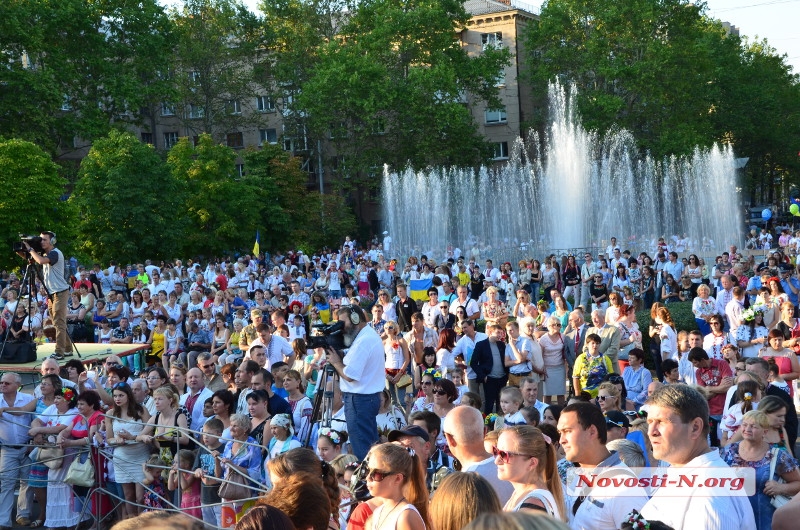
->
xmin=0 ymin=138 xmax=72 ymax=270
xmin=0 ymin=0 xmax=175 ymax=153
xmin=168 ymin=134 xmax=261 ymax=256
xmin=168 ymin=0 xmax=267 ymax=142
xmin=71 ymin=130 xmax=184 ymax=263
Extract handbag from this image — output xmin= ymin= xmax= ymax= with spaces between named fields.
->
xmin=39 ymin=437 xmax=65 ymax=470
xmin=396 ymin=373 xmax=413 ymax=388
xmin=64 ymin=452 xmax=95 ymax=487
xmin=768 ymin=449 xmax=792 ymax=509
xmin=218 ymin=467 xmax=252 ymax=501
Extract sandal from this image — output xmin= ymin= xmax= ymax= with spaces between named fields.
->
xmin=30 ymin=520 xmax=44 ymax=528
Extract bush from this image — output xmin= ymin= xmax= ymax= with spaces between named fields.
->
xmin=635 ymin=302 xmax=698 ymax=369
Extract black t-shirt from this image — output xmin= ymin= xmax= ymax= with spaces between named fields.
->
xmin=470 ymin=274 xmax=485 ymax=300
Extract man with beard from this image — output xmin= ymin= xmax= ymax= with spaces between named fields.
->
xmin=325 ymin=305 xmax=384 ymax=460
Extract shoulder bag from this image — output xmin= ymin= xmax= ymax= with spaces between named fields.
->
xmin=768 ymin=448 xmax=792 ymax=509
xmin=39 ymin=435 xmax=65 ymax=470
xmin=218 ymin=466 xmax=252 ymax=501
xmin=64 ymin=452 xmax=95 ymax=487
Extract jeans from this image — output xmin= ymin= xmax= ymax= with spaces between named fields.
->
xmin=343 ymin=391 xmax=381 ymax=460
xmin=52 ymin=288 xmax=70 ymax=354
xmin=0 ymin=446 xmax=31 ymax=527
xmin=202 ymin=504 xmax=222 ymax=529
xmin=530 ymin=282 xmax=541 ymax=303
xmin=483 ymin=375 xmax=508 ymax=415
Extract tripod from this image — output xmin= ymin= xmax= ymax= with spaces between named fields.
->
xmin=303 ymin=362 xmax=340 ymax=447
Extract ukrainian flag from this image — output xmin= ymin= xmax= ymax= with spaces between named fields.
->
xmin=252 ymin=230 xmax=260 ymax=256
xmin=409 ymin=278 xmax=432 ymax=302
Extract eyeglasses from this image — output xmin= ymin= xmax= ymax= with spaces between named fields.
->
xmin=432 ymin=389 xmax=448 ymax=396
xmin=366 ymin=467 xmax=398 ymax=482
xmin=491 ymin=446 xmax=534 ymax=464
xmin=201 ymin=364 xmax=215 ymax=369
xmin=439 ymin=306 xmax=449 ymax=310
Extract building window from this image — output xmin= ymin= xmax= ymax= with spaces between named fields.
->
xmin=227 ymin=132 xmax=244 ymax=149
xmin=485 ymin=108 xmax=507 ymax=124
xmin=164 ymin=132 xmax=178 ymax=149
xmin=189 ymin=71 xmax=201 ymax=83
xmin=256 ymin=96 xmax=274 ymax=112
xmin=227 ymin=100 xmax=241 ymax=115
xmin=492 ymin=142 xmax=509 ymax=160
xmin=259 ymin=128 xmax=277 ymax=145
xmin=140 ymin=132 xmax=153 ymax=145
xmin=481 ymin=32 xmax=503 ymax=50
xmin=235 ymin=164 xmax=245 ymax=177
xmin=61 ymin=95 xmax=72 ymax=112
xmin=329 ymin=121 xmax=347 ymax=139
xmin=495 ymin=68 xmax=506 ymax=87
xmin=161 ymin=102 xmax=176 ymax=116
xmin=188 ymin=105 xmax=204 ymax=119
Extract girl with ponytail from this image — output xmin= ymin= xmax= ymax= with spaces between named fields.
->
xmin=493 ymin=425 xmax=565 ymax=521
xmin=365 ymin=442 xmax=430 ymax=530
xmin=721 ymin=379 xmax=763 ymax=446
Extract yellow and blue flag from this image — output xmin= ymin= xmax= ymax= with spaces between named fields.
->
xmin=252 ymin=230 xmax=260 ymax=256
xmin=409 ymin=278 xmax=432 ymax=302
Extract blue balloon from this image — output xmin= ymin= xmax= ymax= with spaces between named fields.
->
xmin=762 ymin=208 xmax=772 ymax=220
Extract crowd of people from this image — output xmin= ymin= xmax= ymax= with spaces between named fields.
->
xmin=1 ymin=232 xmax=800 ymax=530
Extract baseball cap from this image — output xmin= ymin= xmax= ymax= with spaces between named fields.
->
xmin=605 ymin=410 xmax=630 ymax=429
xmin=387 ymin=425 xmax=430 ymax=443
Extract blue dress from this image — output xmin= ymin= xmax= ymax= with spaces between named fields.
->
xmin=720 ymin=442 xmax=799 ymax=530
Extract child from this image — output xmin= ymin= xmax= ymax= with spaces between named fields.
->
xmin=33 ymin=328 xmax=48 ymax=345
xmin=721 ymin=380 xmax=761 ymax=445
xmin=267 ymin=414 xmax=301 ymax=460
xmin=495 ymin=386 xmax=525 ymax=429
xmin=451 ymin=368 xmax=469 ymax=404
xmin=460 ymin=391 xmax=482 ymax=411
xmin=676 ymin=330 xmax=696 ymax=385
xmin=289 ymin=314 xmax=306 ymax=341
xmin=170 ymin=449 xmax=201 ymax=521
xmin=271 ymin=362 xmax=290 ymax=399
xmin=768 ymin=360 xmax=791 ymax=393
xmin=199 ymin=307 xmax=212 ymax=333
xmin=678 ymin=277 xmax=694 ymax=302
xmin=98 ymin=318 xmax=112 ymax=343
xmin=278 ymin=323 xmax=290 ymax=339
xmin=142 ymin=310 xmax=156 ymax=335
xmin=622 ymin=286 xmax=635 ymax=308
xmin=520 ymin=405 xmax=541 ymax=426
xmin=142 ymin=455 xmax=168 ymax=512
xmin=202 ymin=397 xmax=215 ymax=419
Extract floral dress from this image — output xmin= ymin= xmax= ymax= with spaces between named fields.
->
xmin=721 ymin=443 xmax=798 ymax=530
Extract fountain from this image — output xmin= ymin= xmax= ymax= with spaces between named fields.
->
xmin=382 ymin=81 xmax=743 ymax=261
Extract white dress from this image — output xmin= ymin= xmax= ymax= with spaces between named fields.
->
xmin=371 ymin=502 xmax=426 ymax=530
xmin=39 ymin=405 xmax=81 ymax=528
xmin=110 ymin=416 xmax=149 ymax=483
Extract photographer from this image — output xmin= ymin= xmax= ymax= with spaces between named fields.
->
xmin=17 ymin=231 xmax=71 ymax=359
xmin=325 ymin=305 xmax=385 ymax=460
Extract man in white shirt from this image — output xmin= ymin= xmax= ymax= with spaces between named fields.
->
xmin=451 ymin=319 xmax=488 ymax=395
xmin=605 ymin=237 xmax=620 ymax=257
xmin=559 ymin=402 xmax=648 ymax=530
xmin=580 ymin=253 xmax=598 ymax=309
xmin=483 ymin=259 xmax=501 ymax=285
xmin=725 ymin=286 xmax=745 ymax=339
xmin=326 ymin=305 xmax=385 ymax=460
xmin=520 ymin=377 xmax=549 ymax=417
xmin=443 ymin=405 xmax=514 ymax=505
xmin=452 ymin=286 xmax=480 ymax=320
xmin=34 ymin=358 xmax=77 ymax=398
xmin=248 ymin=323 xmax=294 ymax=369
xmin=181 ymin=367 xmax=213 ymax=432
xmin=641 ymin=384 xmax=756 ymax=529
xmin=0 ymin=372 xmax=34 ymax=528
xmin=504 ymin=321 xmax=534 ymax=388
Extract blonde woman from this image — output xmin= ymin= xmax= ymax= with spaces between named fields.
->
xmin=481 ymin=286 xmax=509 ymax=328
xmin=494 ymin=425 xmax=565 ymax=521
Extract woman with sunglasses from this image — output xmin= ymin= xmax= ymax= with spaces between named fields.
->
xmin=589 ymin=273 xmax=609 ymax=312
xmin=408 ymin=370 xmax=436 ymax=417
xmin=365 ymin=443 xmax=430 ymax=530
xmin=105 ymin=381 xmax=151 ymax=519
xmin=595 ymin=382 xmax=623 ymax=414
xmin=494 ymin=425 xmax=565 ymax=520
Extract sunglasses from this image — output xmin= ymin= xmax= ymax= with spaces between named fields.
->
xmin=201 ymin=363 xmax=215 ymax=369
xmin=491 ymin=446 xmax=533 ymax=464
xmin=597 ymin=395 xmax=610 ymax=401
xmin=608 ymin=376 xmax=623 ymax=384
xmin=432 ymin=389 xmax=448 ymax=396
xmin=366 ymin=467 xmax=398 ymax=482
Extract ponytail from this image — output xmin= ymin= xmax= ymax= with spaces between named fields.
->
xmin=405 ymin=451 xmax=431 ymax=530
xmin=543 ymin=437 xmax=566 ymax=522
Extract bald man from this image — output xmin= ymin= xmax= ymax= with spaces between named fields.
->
xmin=442 ymin=406 xmax=513 ymax=504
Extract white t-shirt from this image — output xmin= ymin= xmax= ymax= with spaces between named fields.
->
xmin=340 ymin=325 xmax=386 ymax=395
xmin=640 ymin=450 xmax=756 ymax=530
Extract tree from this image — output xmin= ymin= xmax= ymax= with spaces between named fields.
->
xmin=0 ymin=138 xmax=72 ymax=270
xmin=167 ymin=0 xmax=267 ymax=143
xmin=523 ymin=0 xmax=725 ymax=157
xmin=0 ymin=0 xmax=175 ymax=154
xmin=242 ymin=144 xmax=315 ymax=250
xmin=168 ymin=133 xmax=262 ymax=255
xmin=71 ymin=130 xmax=184 ymax=263
xmin=260 ymin=0 xmax=511 ymax=183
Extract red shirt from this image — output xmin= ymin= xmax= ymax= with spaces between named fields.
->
xmin=696 ymin=359 xmax=732 ymax=416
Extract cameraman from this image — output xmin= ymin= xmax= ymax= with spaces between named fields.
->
xmin=18 ymin=231 xmax=71 ymax=359
xmin=326 ymin=305 xmax=384 ymax=460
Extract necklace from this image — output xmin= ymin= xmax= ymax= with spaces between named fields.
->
xmin=377 ymin=497 xmax=406 ymax=529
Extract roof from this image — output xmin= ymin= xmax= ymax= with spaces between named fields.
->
xmin=464 ymin=0 xmax=540 ymax=16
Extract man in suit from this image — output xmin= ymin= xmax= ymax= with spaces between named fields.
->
xmin=563 ymin=309 xmax=587 ymax=395
xmin=469 ymin=323 xmax=508 ymax=414
xmin=586 ymin=308 xmax=621 ymax=373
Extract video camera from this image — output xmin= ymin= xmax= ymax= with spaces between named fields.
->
xmin=13 ymin=234 xmax=45 ymax=255
xmin=307 ymin=320 xmax=346 ymax=351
